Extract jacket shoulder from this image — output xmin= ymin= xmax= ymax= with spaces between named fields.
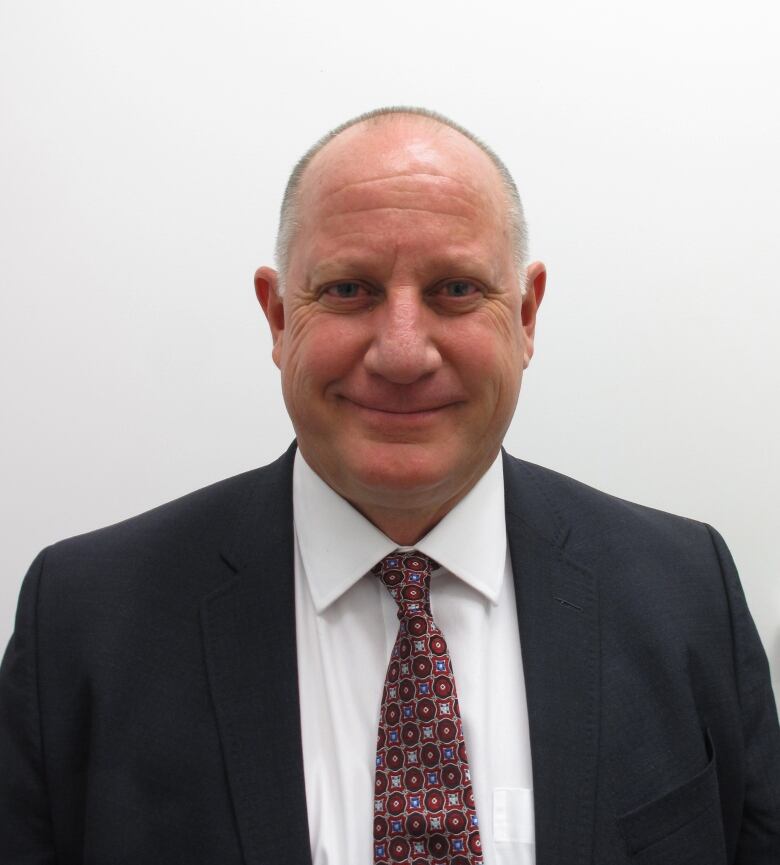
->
xmin=44 ymin=446 xmax=294 ymax=568
xmin=503 ymin=453 xmax=717 ymax=566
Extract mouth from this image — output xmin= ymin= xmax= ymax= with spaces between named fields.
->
xmin=339 ymin=397 xmax=460 ymax=420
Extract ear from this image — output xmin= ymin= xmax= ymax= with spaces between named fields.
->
xmin=520 ymin=261 xmax=546 ymax=369
xmin=254 ymin=266 xmax=284 ymax=369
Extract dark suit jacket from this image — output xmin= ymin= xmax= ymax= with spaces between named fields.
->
xmin=2 ymin=444 xmax=779 ymax=864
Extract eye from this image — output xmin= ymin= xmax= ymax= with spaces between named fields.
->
xmin=431 ymin=279 xmax=485 ymax=306
xmin=320 ymin=279 xmax=376 ymax=309
xmin=318 ymin=280 xmax=377 ymax=311
xmin=441 ymin=280 xmax=479 ymax=298
xmin=324 ymin=281 xmax=368 ymax=299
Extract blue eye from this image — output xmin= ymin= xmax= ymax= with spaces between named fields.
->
xmin=327 ymin=282 xmax=363 ymax=298
xmin=442 ymin=280 xmax=477 ymax=297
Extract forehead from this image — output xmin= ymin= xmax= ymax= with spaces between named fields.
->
xmin=292 ymin=119 xmax=511 ymax=264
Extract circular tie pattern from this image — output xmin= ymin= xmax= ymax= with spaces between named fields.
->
xmin=373 ymin=552 xmax=483 ymax=865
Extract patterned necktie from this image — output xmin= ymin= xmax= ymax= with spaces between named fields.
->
xmin=372 ymin=551 xmax=483 ymax=864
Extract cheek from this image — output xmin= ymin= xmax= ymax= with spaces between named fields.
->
xmin=281 ymin=316 xmax=367 ymax=400
xmin=446 ymin=318 xmax=523 ymax=394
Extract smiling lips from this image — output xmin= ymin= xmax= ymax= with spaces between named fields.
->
xmin=339 ymin=396 xmax=461 ymax=417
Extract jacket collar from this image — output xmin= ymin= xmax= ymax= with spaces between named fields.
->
xmin=503 ymin=451 xmax=599 ymax=865
xmin=203 ymin=442 xmax=312 ymax=865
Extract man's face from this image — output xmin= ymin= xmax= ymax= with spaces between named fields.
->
xmin=257 ymin=119 xmax=544 ymax=529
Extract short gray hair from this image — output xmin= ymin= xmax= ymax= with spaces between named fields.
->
xmin=274 ymin=106 xmax=528 ymax=294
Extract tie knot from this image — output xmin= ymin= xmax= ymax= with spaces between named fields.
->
xmin=373 ymin=551 xmax=438 ymax=619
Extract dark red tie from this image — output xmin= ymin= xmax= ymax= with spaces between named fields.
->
xmin=372 ymin=551 xmax=483 ymax=864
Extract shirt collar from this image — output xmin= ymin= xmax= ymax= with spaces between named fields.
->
xmin=293 ymin=451 xmax=507 ymax=614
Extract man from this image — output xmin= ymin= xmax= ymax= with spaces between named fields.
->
xmin=1 ymin=107 xmax=778 ymax=864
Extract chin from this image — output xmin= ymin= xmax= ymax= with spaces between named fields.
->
xmin=340 ymin=442 xmax=461 ymax=502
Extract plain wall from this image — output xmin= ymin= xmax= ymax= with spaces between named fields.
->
xmin=1 ymin=0 xmax=778 ymax=707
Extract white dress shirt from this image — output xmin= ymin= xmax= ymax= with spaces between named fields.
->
xmin=293 ymin=450 xmax=536 ymax=865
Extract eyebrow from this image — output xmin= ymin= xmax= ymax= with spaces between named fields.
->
xmin=308 ymin=253 xmax=501 ymax=286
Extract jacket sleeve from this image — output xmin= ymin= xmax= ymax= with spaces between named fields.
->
xmin=0 ymin=549 xmax=57 ymax=862
xmin=706 ymin=525 xmax=780 ymax=863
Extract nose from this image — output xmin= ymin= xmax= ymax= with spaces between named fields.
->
xmin=363 ymin=289 xmax=442 ymax=384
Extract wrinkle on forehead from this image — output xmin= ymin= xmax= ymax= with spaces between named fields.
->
xmin=322 ymin=180 xmax=488 ymax=228
xmin=325 ymin=171 xmax=491 ymax=204
xmin=325 ymin=173 xmax=491 ymax=217
xmin=305 ymin=171 xmax=503 ymax=238
xmin=326 ymin=207 xmax=475 ymax=223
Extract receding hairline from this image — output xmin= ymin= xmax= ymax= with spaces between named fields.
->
xmin=300 ymin=110 xmax=502 ymax=193
xmin=274 ymin=106 xmax=528 ymax=292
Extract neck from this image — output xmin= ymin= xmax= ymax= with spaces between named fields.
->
xmin=296 ymin=443 xmax=500 ymax=546
xmin=351 ymin=491 xmax=469 ymax=546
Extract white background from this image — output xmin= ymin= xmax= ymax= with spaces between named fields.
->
xmin=1 ymin=0 xmax=778 ymax=705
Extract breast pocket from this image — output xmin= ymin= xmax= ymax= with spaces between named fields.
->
xmin=615 ymin=729 xmax=727 ymax=865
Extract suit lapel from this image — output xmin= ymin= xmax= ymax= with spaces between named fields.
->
xmin=504 ymin=454 xmax=599 ymax=865
xmin=201 ymin=446 xmax=312 ymax=865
